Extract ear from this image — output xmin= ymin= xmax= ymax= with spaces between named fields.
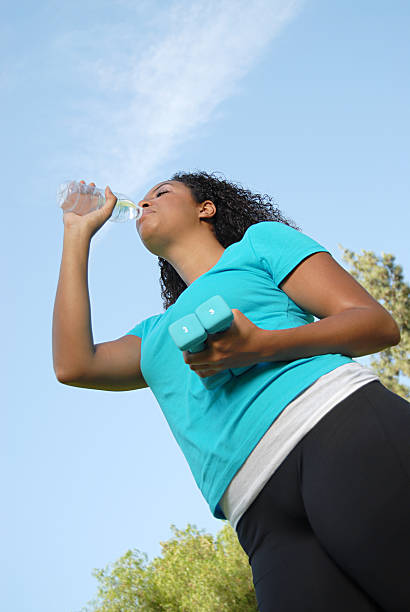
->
xmin=198 ymin=200 xmax=217 ymax=220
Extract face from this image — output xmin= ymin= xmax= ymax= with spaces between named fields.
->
xmin=136 ymin=180 xmax=216 ymax=258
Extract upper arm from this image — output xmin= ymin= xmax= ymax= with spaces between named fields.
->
xmin=62 ymin=334 xmax=149 ymax=391
xmin=279 ymin=251 xmax=400 ymax=339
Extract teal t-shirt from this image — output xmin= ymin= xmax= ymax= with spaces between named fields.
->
xmin=126 ymin=221 xmax=354 ymax=519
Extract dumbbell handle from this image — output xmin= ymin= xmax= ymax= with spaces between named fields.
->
xmin=168 ymin=312 xmax=232 ymax=389
xmin=187 ymin=338 xmax=233 ymax=389
xmin=194 ymin=296 xmax=255 ymax=377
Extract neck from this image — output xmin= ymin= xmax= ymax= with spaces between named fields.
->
xmin=165 ymin=230 xmax=226 ymax=286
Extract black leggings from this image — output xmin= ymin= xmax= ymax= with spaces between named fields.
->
xmin=236 ymin=380 xmax=410 ymax=612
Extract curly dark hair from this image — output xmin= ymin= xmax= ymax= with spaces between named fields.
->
xmin=158 ymin=170 xmax=301 ymax=310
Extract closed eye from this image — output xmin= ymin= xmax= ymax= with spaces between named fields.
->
xmin=156 ymin=190 xmax=168 ymax=197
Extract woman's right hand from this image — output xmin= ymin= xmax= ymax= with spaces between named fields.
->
xmin=62 ymin=180 xmax=118 ymax=238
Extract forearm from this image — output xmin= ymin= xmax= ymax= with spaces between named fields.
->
xmin=259 ymin=307 xmax=400 ymax=362
xmin=52 ymin=228 xmax=95 ymax=379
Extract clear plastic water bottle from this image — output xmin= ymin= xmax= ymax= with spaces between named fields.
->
xmin=56 ymin=180 xmax=143 ymax=223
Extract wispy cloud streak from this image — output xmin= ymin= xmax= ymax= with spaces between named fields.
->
xmin=53 ymin=0 xmax=305 ymax=196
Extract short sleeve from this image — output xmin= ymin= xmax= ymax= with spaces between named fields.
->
xmin=125 ymin=313 xmax=163 ymax=339
xmin=247 ymin=221 xmax=330 ymax=286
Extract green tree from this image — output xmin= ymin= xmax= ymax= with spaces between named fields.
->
xmin=339 ymin=246 xmax=409 ymax=399
xmin=77 ymin=522 xmax=257 ymax=612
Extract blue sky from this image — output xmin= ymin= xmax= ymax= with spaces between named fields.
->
xmin=2 ymin=1 xmax=409 ymax=610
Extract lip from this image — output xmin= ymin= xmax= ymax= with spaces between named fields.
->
xmin=139 ymin=209 xmax=156 ymax=221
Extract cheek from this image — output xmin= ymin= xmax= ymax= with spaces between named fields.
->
xmin=174 ymin=205 xmax=198 ymax=226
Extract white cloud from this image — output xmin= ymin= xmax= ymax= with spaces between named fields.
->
xmin=52 ymin=0 xmax=305 ymax=197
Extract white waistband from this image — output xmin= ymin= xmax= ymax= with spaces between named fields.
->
xmin=220 ymin=362 xmax=379 ymax=530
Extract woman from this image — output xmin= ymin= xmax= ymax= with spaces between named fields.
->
xmin=53 ymin=171 xmax=409 ymax=611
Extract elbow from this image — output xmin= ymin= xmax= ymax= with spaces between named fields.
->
xmin=54 ymin=365 xmax=82 ymax=385
xmin=390 ymin=323 xmax=401 ymax=346
xmin=369 ymin=305 xmax=401 ymax=348
xmin=54 ymin=369 xmax=73 ymax=385
xmin=382 ymin=316 xmax=401 ymax=347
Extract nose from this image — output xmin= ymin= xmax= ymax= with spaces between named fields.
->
xmin=138 ymin=200 xmax=153 ymax=209
xmin=136 ymin=199 xmax=155 ymax=224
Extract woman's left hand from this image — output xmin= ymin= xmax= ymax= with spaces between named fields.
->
xmin=182 ymin=309 xmax=268 ymax=378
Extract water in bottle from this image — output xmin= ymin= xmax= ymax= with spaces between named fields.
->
xmin=56 ymin=180 xmax=143 ymax=222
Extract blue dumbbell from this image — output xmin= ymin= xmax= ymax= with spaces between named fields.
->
xmin=168 ymin=295 xmax=255 ymax=389
xmin=195 ymin=295 xmax=255 ymax=377
xmin=168 ymin=311 xmax=232 ymax=389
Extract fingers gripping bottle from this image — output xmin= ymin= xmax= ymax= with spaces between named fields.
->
xmin=56 ymin=180 xmax=142 ymax=222
xmin=168 ymin=295 xmax=256 ymax=390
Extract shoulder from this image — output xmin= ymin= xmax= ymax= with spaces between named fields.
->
xmin=246 ymin=221 xmax=325 ymax=250
xmin=247 ymin=220 xmax=301 ymax=237
xmin=246 ymin=221 xmax=304 ymax=249
xmin=126 ymin=311 xmax=164 ymax=338
xmin=246 ymin=221 xmax=300 ymax=234
xmin=245 ymin=221 xmax=330 ymax=286
xmin=143 ymin=312 xmax=164 ymax=332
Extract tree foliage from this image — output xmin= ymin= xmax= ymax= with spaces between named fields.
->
xmin=339 ymin=245 xmax=409 ymax=399
xmin=77 ymin=522 xmax=257 ymax=611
